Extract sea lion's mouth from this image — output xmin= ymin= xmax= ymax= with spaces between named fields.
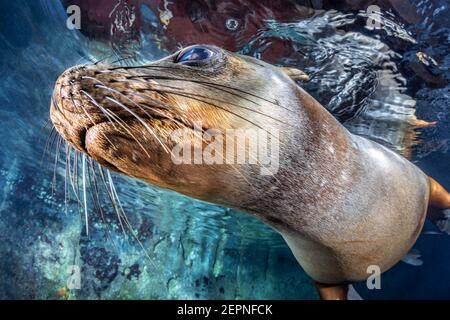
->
xmin=80 ymin=122 xmax=118 ymax=171
xmin=52 ymin=91 xmax=182 ymax=174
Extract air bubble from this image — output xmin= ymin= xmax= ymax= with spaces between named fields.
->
xmin=225 ymin=18 xmax=239 ymax=31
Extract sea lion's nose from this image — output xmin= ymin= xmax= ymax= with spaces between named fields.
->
xmin=52 ymin=65 xmax=87 ymax=113
xmin=50 ymin=65 xmax=101 ymax=153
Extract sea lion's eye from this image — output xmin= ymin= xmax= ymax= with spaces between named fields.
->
xmin=175 ymin=46 xmax=215 ymax=66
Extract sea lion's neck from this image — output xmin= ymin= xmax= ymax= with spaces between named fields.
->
xmin=292 ymin=87 xmax=354 ymax=179
xmin=296 ymin=87 xmax=350 ymax=141
xmin=238 ymin=87 xmax=356 ymax=234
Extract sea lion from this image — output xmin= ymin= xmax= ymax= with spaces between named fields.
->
xmin=50 ymin=45 xmax=450 ymax=299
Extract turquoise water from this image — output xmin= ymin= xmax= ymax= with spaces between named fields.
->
xmin=0 ymin=0 xmax=449 ymax=299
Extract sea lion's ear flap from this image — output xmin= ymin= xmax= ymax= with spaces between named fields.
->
xmin=280 ymin=67 xmax=309 ymax=81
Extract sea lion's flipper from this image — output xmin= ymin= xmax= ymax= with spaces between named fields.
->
xmin=280 ymin=67 xmax=310 ymax=81
xmin=314 ymin=282 xmax=349 ymax=300
xmin=428 ymin=177 xmax=450 ymax=209
xmin=427 ymin=177 xmax=450 ymax=235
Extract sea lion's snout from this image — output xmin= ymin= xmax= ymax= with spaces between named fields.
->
xmin=50 ymin=62 xmax=181 ymax=171
xmin=51 ymin=65 xmax=95 ymax=153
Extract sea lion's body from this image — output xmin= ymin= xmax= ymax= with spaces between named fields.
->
xmin=50 ymin=45 xmax=450 ymax=298
xmin=280 ymin=130 xmax=429 ymax=283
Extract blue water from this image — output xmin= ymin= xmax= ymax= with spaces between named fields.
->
xmin=0 ymin=0 xmax=449 ymax=299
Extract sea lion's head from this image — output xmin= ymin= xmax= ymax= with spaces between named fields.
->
xmin=50 ymin=45 xmax=311 ymax=208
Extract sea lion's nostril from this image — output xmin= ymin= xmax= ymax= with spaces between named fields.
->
xmin=79 ymin=126 xmax=88 ymax=152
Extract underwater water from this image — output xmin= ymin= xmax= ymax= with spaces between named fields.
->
xmin=0 ymin=0 xmax=449 ymax=299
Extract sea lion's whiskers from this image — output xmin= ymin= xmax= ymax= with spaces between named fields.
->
xmin=97 ymin=165 xmax=127 ymax=236
xmin=82 ymin=153 xmax=89 ymax=236
xmin=124 ymin=79 xmax=293 ymax=126
xmin=94 ymin=81 xmax=176 ymax=126
xmin=90 ymin=81 xmax=192 ymax=130
xmin=91 ymin=81 xmax=181 ymax=122
xmin=199 ymin=82 xmax=296 ymax=114
xmin=86 ymin=160 xmax=101 ymax=215
xmin=114 ymin=89 xmax=191 ymax=127
xmin=74 ymin=54 xmax=96 ymax=65
xmin=85 ymin=75 xmax=174 ymax=113
xmin=89 ymin=78 xmax=180 ymax=128
xmin=66 ymin=146 xmax=78 ymax=203
xmin=93 ymin=53 xmax=117 ymax=66
xmin=48 ymin=127 xmax=60 ymax=155
xmin=79 ymin=90 xmax=119 ymax=131
xmin=87 ymin=159 xmax=108 ymax=223
xmin=82 ymin=94 xmax=152 ymax=158
xmin=95 ymin=163 xmax=117 ymax=209
xmin=64 ymin=144 xmax=70 ymax=213
xmin=75 ymin=94 xmax=119 ymax=151
xmin=67 ymin=147 xmax=81 ymax=203
xmin=85 ymin=162 xmax=117 ymax=246
xmin=89 ymin=161 xmax=120 ymax=253
xmin=139 ymin=87 xmax=287 ymax=138
xmin=107 ymin=84 xmax=282 ymax=186
xmin=73 ymin=149 xmax=78 ymax=197
xmin=81 ymin=76 xmax=172 ymax=155
xmin=105 ymin=96 xmax=174 ymax=157
xmin=52 ymin=93 xmax=63 ymax=114
xmin=114 ymin=93 xmax=207 ymax=150
xmin=39 ymin=119 xmax=52 ymax=139
xmin=109 ymin=55 xmax=135 ymax=66
xmin=41 ymin=127 xmax=57 ymax=165
xmin=105 ymin=59 xmax=184 ymax=71
xmin=103 ymin=108 xmax=153 ymax=158
xmin=128 ymin=73 xmax=266 ymax=104
xmin=106 ymin=170 xmax=155 ymax=265
xmin=85 ymin=159 xmax=110 ymax=235
xmin=156 ymin=89 xmax=280 ymax=141
xmin=43 ymin=129 xmax=61 ymax=183
xmin=126 ymin=73 xmax=297 ymax=113
xmin=73 ymin=151 xmax=81 ymax=202
xmin=113 ymin=78 xmax=267 ymax=135
xmin=110 ymin=68 xmax=291 ymax=111
xmin=51 ymin=136 xmax=64 ymax=196
xmin=106 ymin=171 xmax=130 ymax=228
xmin=79 ymin=89 xmax=121 ymax=131
xmin=143 ymin=93 xmax=284 ymax=186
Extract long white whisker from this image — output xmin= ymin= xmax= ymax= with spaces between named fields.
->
xmin=106 ymin=170 xmax=155 ymax=266
xmin=105 ymin=96 xmax=174 ymax=156
xmin=80 ymin=90 xmax=152 ymax=158
xmin=82 ymin=153 xmax=89 ymax=236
